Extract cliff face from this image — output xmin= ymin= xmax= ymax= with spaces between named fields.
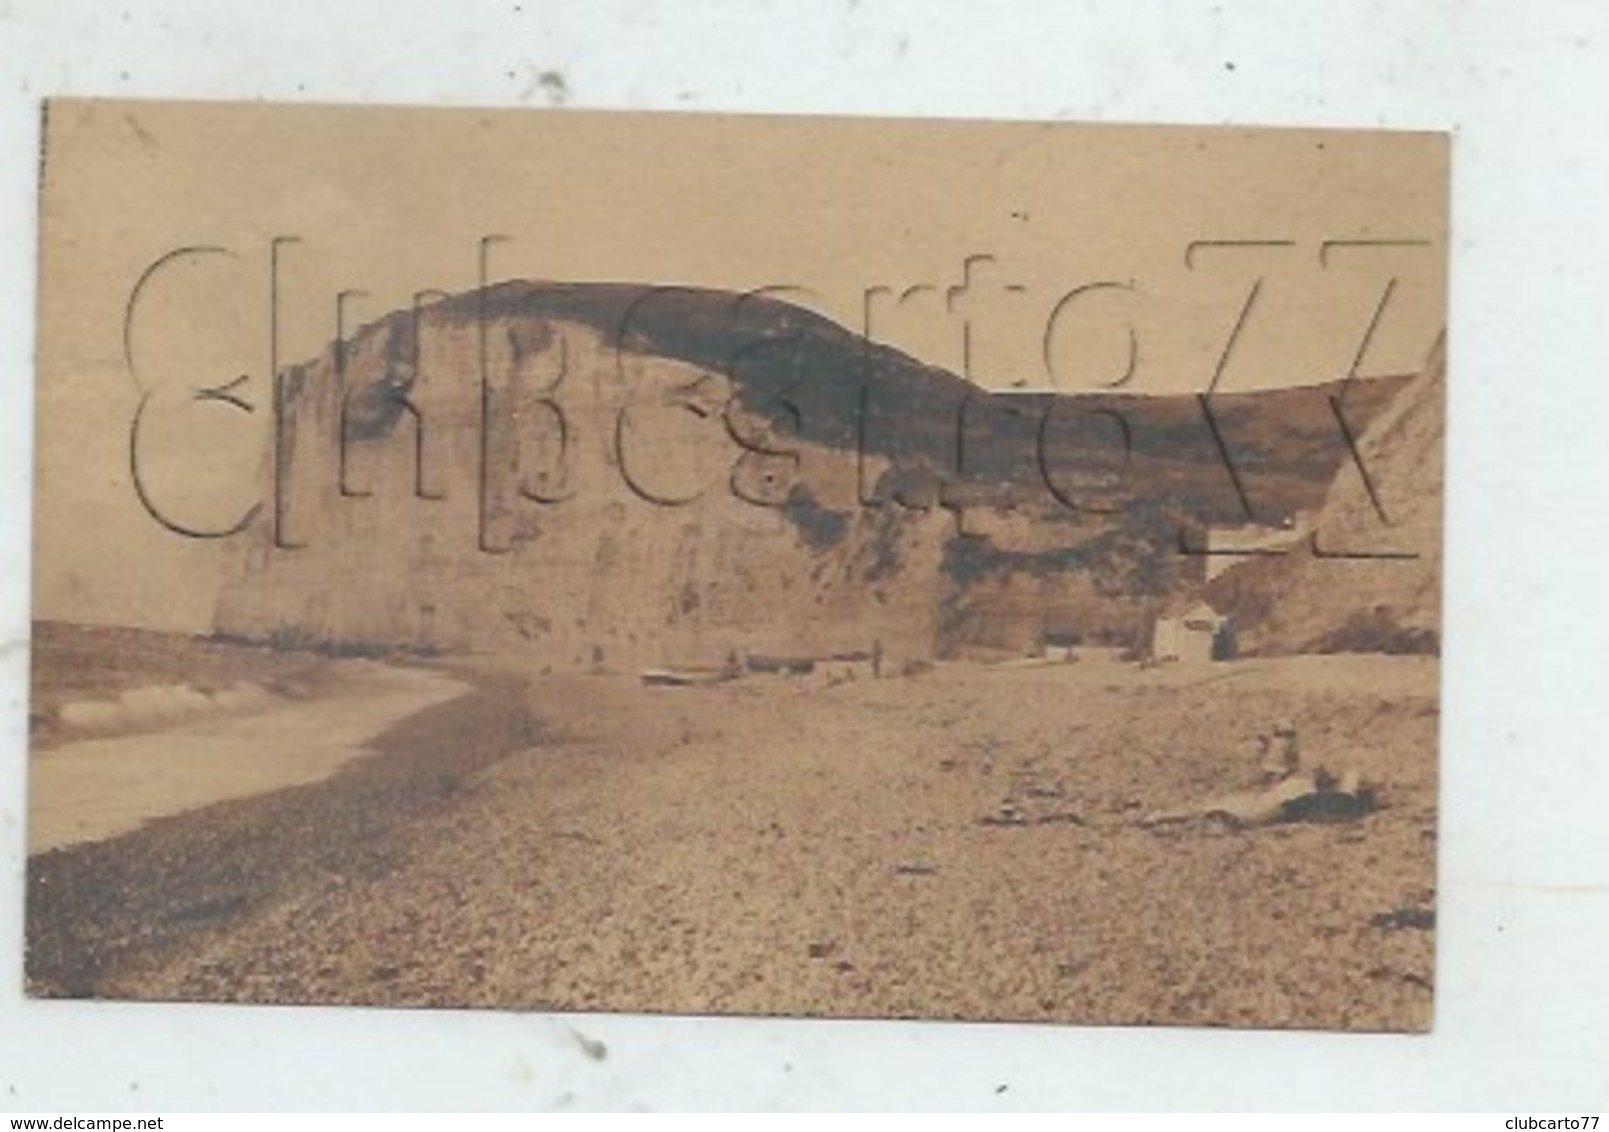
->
xmin=215 ymin=285 xmax=955 ymax=671
xmin=213 ymin=282 xmax=1413 ymax=669
xmin=1207 ymin=336 xmax=1446 ymax=655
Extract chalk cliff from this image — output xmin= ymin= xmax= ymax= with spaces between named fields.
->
xmin=214 ymin=282 xmax=1410 ymax=668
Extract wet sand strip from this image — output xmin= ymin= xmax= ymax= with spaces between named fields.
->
xmin=28 ymin=664 xmax=468 ymax=853
xmin=25 ymin=668 xmax=543 ymax=1000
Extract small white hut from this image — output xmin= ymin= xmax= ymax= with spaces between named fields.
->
xmin=1151 ymin=602 xmax=1229 ymax=664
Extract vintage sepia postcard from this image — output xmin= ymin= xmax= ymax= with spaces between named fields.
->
xmin=27 ymin=100 xmax=1447 ymax=1030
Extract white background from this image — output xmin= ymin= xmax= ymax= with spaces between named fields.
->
xmin=2 ymin=0 xmax=1606 ymax=1112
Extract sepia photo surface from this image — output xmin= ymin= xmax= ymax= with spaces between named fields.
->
xmin=27 ymin=100 xmax=1447 ymax=1030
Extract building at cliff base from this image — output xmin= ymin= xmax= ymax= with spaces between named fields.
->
xmin=1150 ymin=602 xmax=1229 ymax=664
